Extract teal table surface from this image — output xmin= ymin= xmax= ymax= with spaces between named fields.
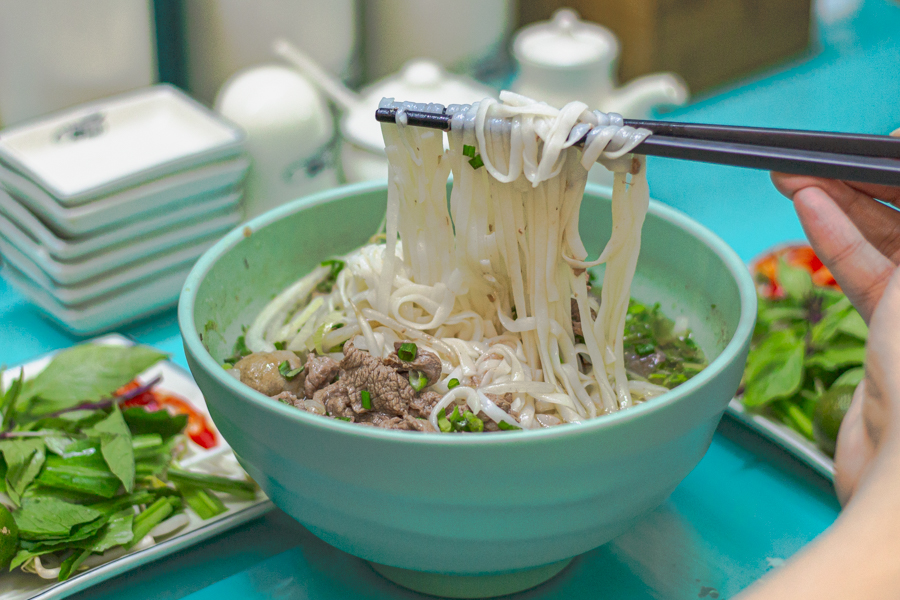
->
xmin=2 ymin=2 xmax=899 ymax=597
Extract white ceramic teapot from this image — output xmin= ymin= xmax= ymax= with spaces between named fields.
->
xmin=511 ymin=8 xmax=688 ymax=119
xmin=274 ymin=39 xmax=494 ymax=183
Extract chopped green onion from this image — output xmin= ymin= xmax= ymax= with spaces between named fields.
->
xmin=317 ymin=259 xmax=346 ymax=293
xmin=126 ymin=497 xmax=175 ymax=548
xmin=409 ymin=370 xmax=428 ymax=392
xmin=437 ymin=408 xmax=451 ymax=433
xmin=334 ymin=416 xmax=351 ymax=421
xmin=462 ymin=144 xmax=476 ymax=158
xmin=468 ymin=154 xmax=484 ymax=170
xmin=274 ymin=341 xmax=286 ymax=350
xmin=447 ymin=378 xmax=460 ymax=390
xmin=167 ymin=468 xmax=257 ymax=500
xmin=498 ymin=421 xmax=521 ymax=431
xmin=361 ymin=390 xmax=372 ymax=410
xmin=464 ymin=411 xmax=484 ymax=432
xmin=278 ymin=360 xmax=304 ymax=379
xmin=222 ymin=363 xmax=233 ymax=370
xmin=398 ymin=342 xmax=418 ymax=362
xmin=634 ymin=343 xmax=656 ymax=356
xmin=178 ymin=485 xmax=225 ymax=520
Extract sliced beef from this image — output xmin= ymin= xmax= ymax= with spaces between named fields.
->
xmin=383 ymin=341 xmax=443 ymax=385
xmin=625 ymin=348 xmax=667 ymax=378
xmin=358 ymin=412 xmax=434 ymax=432
xmin=234 ymin=350 xmax=304 ymax=396
xmin=571 ymin=298 xmax=597 ymax=339
xmin=304 ymin=354 xmax=340 ymax=398
xmin=314 ymin=342 xmax=441 ymax=418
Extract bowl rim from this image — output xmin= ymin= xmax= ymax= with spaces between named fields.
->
xmin=178 ymin=180 xmax=757 ymax=446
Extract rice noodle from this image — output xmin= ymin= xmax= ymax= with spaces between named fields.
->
xmin=251 ymin=94 xmax=654 ymax=428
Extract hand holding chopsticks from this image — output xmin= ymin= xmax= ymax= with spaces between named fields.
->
xmin=375 ymin=106 xmax=900 ymax=186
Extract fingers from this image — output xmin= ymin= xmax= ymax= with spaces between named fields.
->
xmin=791 ymin=185 xmax=895 ymax=321
xmin=835 ymin=269 xmax=900 ymax=506
xmin=834 ymin=382 xmax=874 ymax=506
xmin=772 ymin=173 xmax=900 ymax=264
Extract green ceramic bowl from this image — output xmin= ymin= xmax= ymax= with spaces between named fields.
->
xmin=179 ymin=181 xmax=756 ymax=598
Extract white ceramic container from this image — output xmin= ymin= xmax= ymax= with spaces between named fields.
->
xmin=215 ymin=65 xmax=339 ymax=220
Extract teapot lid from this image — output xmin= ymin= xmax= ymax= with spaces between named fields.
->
xmin=342 ymin=59 xmax=494 ymax=154
xmin=513 ymin=8 xmax=618 ymax=68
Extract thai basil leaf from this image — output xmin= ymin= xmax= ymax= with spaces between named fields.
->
xmin=86 ymin=406 xmax=134 ymax=493
xmin=836 ymin=309 xmax=868 ymax=340
xmin=20 ymin=345 xmax=167 ymax=414
xmin=0 ymin=438 xmax=46 ymax=506
xmin=58 ymin=547 xmax=92 ymax=581
xmin=805 ymin=344 xmax=866 ymax=371
xmin=778 ymin=258 xmax=814 ymax=301
xmin=833 ymin=367 xmax=865 ymax=388
xmin=43 ymin=436 xmax=78 ymax=457
xmin=13 ymin=497 xmax=103 ymax=539
xmin=743 ymin=330 xmax=805 ymax=407
xmin=35 ymin=440 xmax=121 ymax=499
xmin=1 ymin=368 xmax=24 ymax=430
xmin=9 ymin=542 xmax=68 ymax=571
xmin=74 ymin=509 xmax=134 ymax=553
xmin=122 ymin=406 xmax=188 ymax=440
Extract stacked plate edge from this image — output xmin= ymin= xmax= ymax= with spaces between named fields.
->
xmin=0 ymin=85 xmax=250 ymax=334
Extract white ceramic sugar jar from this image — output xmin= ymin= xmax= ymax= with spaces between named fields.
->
xmin=511 ymin=8 xmax=689 ymax=187
xmin=512 ymin=9 xmax=688 ymax=118
xmin=215 ymin=65 xmax=338 ymax=220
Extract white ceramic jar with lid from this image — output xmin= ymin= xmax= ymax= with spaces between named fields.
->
xmin=215 ymin=65 xmax=338 ymax=220
xmin=512 ymin=9 xmax=688 ymax=119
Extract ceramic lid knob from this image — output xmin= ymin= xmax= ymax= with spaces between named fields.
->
xmin=514 ymin=8 xmax=618 ymax=68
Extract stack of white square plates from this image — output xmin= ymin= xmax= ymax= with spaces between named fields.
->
xmin=0 ymin=85 xmax=250 ymax=335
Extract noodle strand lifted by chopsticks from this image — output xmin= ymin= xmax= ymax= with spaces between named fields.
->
xmin=247 ymin=94 xmax=657 ymax=428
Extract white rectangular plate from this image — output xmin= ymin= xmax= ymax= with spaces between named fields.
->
xmin=0 ymin=334 xmax=273 ymax=600
xmin=0 ymin=186 xmax=241 ymax=262
xmin=0 ymin=86 xmax=244 ymax=204
xmin=726 ymin=399 xmax=835 ymax=481
xmin=0 ymin=156 xmax=249 ymax=237
xmin=0 ymin=194 xmax=239 ymax=290
xmin=2 ymin=262 xmax=191 ymax=336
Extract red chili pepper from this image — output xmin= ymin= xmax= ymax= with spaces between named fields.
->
xmin=117 ymin=381 xmax=218 ymax=449
xmin=751 ymin=244 xmax=839 ymax=300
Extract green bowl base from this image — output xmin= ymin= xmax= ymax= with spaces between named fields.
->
xmin=368 ymin=557 xmax=574 ymax=598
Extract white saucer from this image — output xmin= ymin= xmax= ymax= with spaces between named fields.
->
xmin=0 ymin=186 xmax=241 ymax=261
xmin=0 ymin=156 xmax=249 ymax=237
xmin=0 ymin=85 xmax=245 ymax=205
xmin=2 ymin=260 xmax=192 ymax=335
xmin=0 ymin=225 xmax=226 ymax=303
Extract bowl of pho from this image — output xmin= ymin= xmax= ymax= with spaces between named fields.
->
xmin=179 ymin=94 xmax=756 ymax=598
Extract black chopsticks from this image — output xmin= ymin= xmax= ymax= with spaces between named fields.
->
xmin=374 ymin=107 xmax=900 ymax=186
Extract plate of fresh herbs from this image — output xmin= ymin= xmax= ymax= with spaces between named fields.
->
xmin=0 ymin=334 xmax=271 ymax=600
xmin=727 ymin=244 xmax=868 ymax=481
